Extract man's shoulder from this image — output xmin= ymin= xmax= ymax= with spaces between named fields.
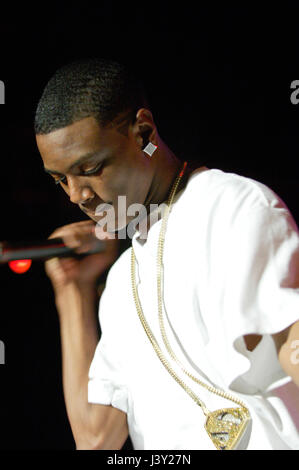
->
xmin=97 ymin=246 xmax=132 ymax=323
xmin=185 ymin=167 xmax=286 ymax=213
xmin=106 ymin=245 xmax=132 ymax=283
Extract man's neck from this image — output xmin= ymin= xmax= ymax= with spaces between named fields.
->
xmin=143 ymin=143 xmax=186 ymax=210
xmin=134 ymin=159 xmax=196 ymax=242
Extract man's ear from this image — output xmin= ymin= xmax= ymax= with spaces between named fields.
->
xmin=133 ymin=108 xmax=157 ymax=149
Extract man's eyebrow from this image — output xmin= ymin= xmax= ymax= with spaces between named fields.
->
xmin=43 ymin=152 xmax=100 ymax=175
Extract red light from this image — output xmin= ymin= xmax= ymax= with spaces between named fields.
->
xmin=9 ymin=259 xmax=32 ymax=274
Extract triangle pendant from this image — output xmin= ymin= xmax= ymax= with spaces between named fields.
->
xmin=204 ymin=407 xmax=251 ymax=450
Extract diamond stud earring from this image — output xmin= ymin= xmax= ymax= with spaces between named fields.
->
xmin=143 ymin=142 xmax=157 ymax=157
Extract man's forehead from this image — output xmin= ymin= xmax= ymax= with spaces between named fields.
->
xmin=36 ymin=114 xmax=132 ymax=174
xmin=36 ymin=118 xmax=119 ymax=169
xmin=36 ymin=116 xmax=104 ymax=150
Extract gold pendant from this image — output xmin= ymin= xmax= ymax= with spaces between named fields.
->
xmin=205 ymin=407 xmax=251 ymax=450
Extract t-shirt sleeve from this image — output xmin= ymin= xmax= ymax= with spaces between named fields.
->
xmin=225 ymin=203 xmax=299 ymax=338
xmin=88 ymin=282 xmax=129 ymax=414
xmin=206 ymin=195 xmax=299 ymax=391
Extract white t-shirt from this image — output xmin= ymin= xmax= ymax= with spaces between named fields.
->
xmin=88 ymin=167 xmax=299 ymax=450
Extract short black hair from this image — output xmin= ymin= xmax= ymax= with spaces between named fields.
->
xmin=34 ymin=58 xmax=149 ymax=135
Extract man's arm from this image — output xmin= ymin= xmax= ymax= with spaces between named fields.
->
xmin=44 ymin=221 xmax=128 ymax=450
xmin=272 ymin=320 xmax=299 ymax=388
xmin=56 ymin=281 xmax=129 ymax=450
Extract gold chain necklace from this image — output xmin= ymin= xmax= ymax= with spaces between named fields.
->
xmin=131 ymin=161 xmax=251 ymax=450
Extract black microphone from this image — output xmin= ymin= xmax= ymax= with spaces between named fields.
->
xmin=0 ymin=238 xmax=105 ymax=264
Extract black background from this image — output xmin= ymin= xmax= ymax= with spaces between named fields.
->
xmin=0 ymin=3 xmax=298 ymax=450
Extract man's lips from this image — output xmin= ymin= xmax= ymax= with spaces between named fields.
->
xmin=80 ymin=206 xmax=95 ymax=216
xmin=80 ymin=202 xmax=112 ymax=216
xmin=81 ymin=206 xmax=95 ymax=214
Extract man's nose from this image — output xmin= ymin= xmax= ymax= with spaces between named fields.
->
xmin=67 ymin=176 xmax=94 ymax=205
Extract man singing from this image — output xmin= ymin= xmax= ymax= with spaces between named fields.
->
xmin=35 ymin=58 xmax=299 ymax=450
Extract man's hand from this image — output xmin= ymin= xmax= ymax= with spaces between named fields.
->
xmin=273 ymin=321 xmax=299 ymax=388
xmin=45 ymin=219 xmax=118 ymax=293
